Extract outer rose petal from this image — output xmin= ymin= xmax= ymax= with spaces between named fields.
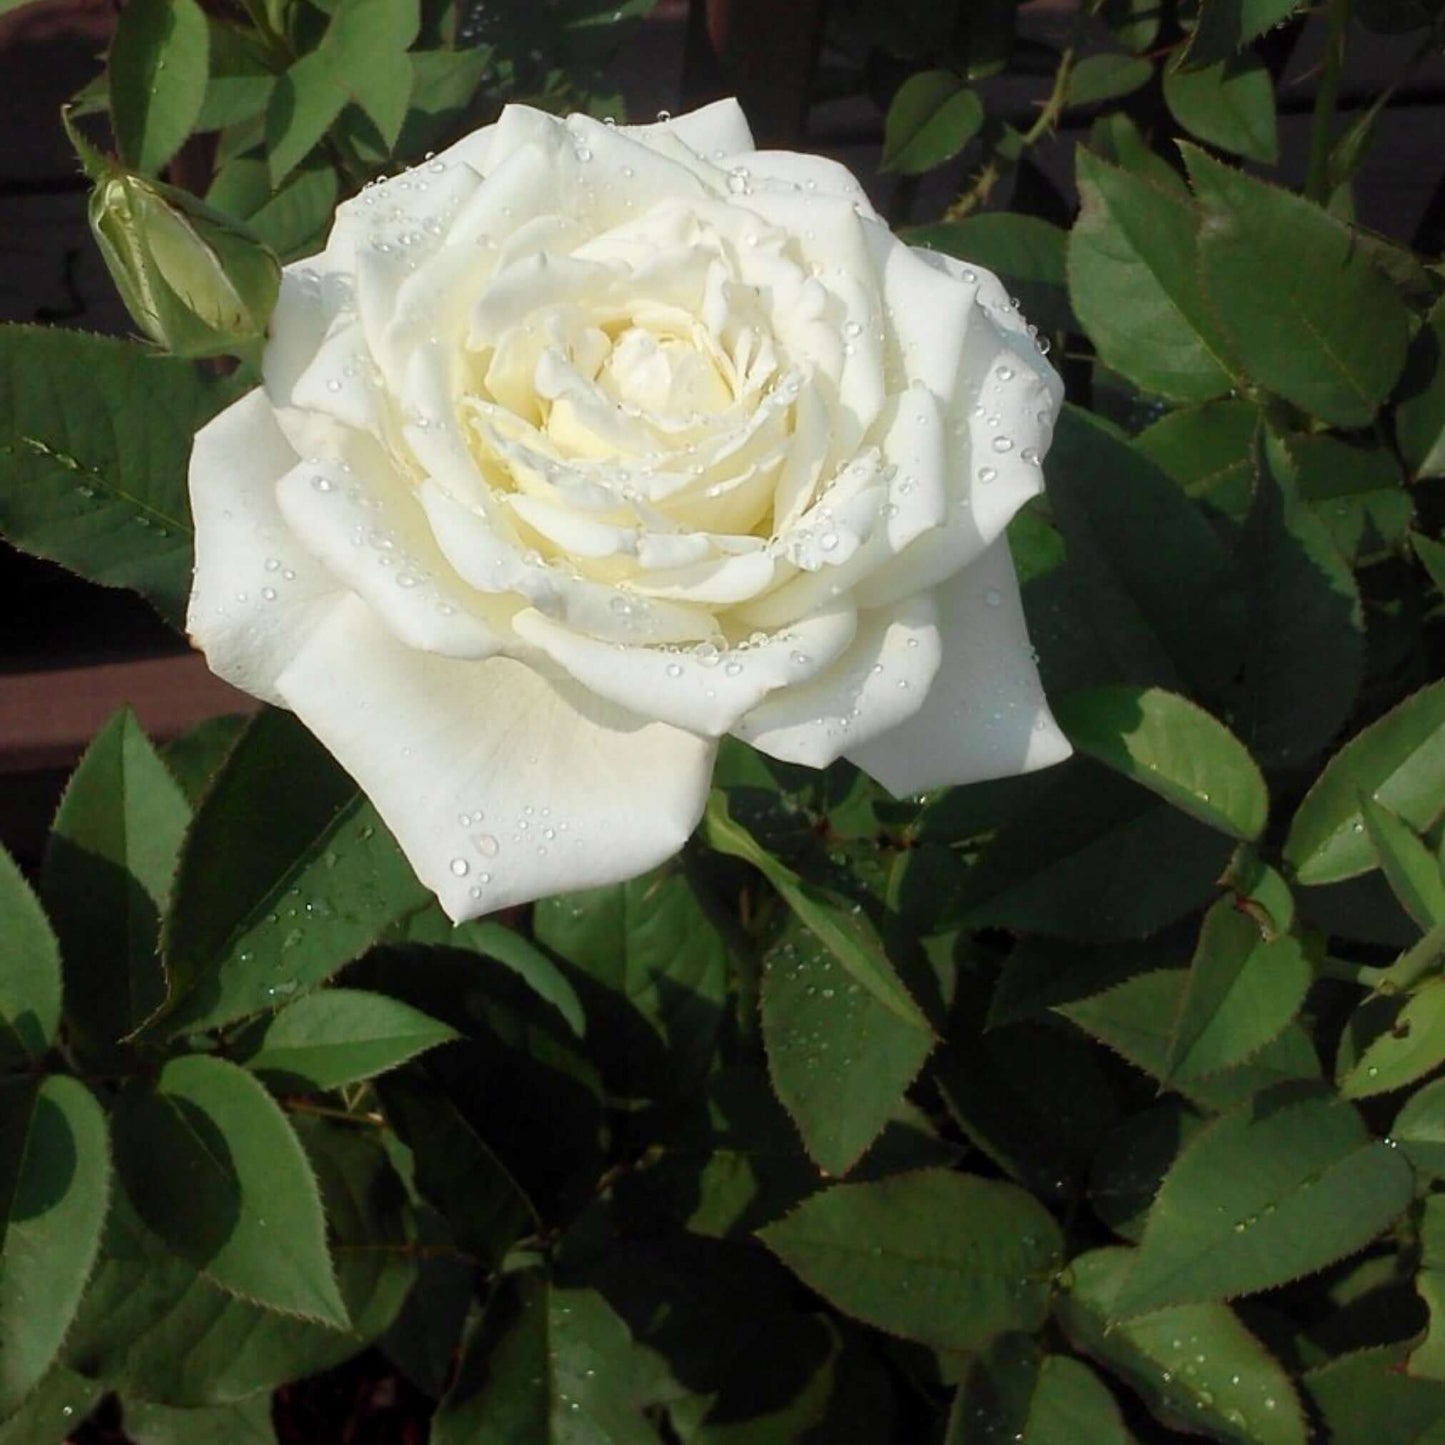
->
xmin=273 ymin=597 xmax=717 ymax=922
xmin=622 ymin=98 xmax=756 ymax=162
xmin=733 ymin=593 xmax=942 ymax=768
xmin=186 ymin=390 xmax=341 ymax=706
xmin=846 ymin=540 xmax=1071 ymax=795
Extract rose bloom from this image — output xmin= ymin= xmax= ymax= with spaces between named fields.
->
xmin=188 ymin=100 xmax=1070 ymax=920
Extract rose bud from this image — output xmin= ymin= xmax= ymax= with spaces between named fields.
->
xmin=89 ymin=171 xmax=280 ymax=358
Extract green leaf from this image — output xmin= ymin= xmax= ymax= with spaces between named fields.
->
xmin=1112 ymin=1088 xmax=1414 ymax=1316
xmin=706 ymin=796 xmax=932 ymax=1032
xmin=761 ymin=918 xmax=934 ymax=1175
xmin=123 ymin=1394 xmax=276 ymax=1445
xmin=160 ymin=713 xmax=248 ymax=807
xmin=108 ymin=0 xmax=211 ymax=174
xmin=1055 ymin=686 xmax=1267 ymax=840
xmin=1397 ymin=299 xmax=1445 ymax=479
xmin=241 ymin=987 xmax=456 ymax=1091
xmin=1059 ymin=969 xmax=1322 ymax=1110
xmin=1286 ymin=433 xmax=1412 ymax=564
xmin=1068 ymin=148 xmax=1237 ymax=402
xmin=1057 ymin=1247 xmax=1306 ymax=1443
xmin=353 ymin=944 xmax=601 ymax=1227
xmin=1103 ymin=0 xmax=1162 ymax=51
xmin=0 ymin=1365 xmax=99 ymax=1445
xmin=0 ymin=1077 xmax=110 ymax=1416
xmin=264 ymin=0 xmax=420 ymax=183
xmin=881 ymin=71 xmax=983 ymax=175
xmin=1089 ymin=1101 xmax=1205 ymax=1243
xmin=1134 ymin=398 xmax=1258 ymax=517
xmin=907 ymin=214 xmax=1073 ymax=336
xmin=1393 ymin=1075 xmax=1445 ymax=1176
xmin=0 ymin=326 xmax=240 ymax=628
xmin=1164 ymin=899 xmax=1313 ymax=1083
xmin=1304 ymin=1346 xmax=1445 ymax=1444
xmin=63 ymin=1127 xmax=412 ymax=1406
xmin=396 ymin=47 xmax=492 ymax=159
xmin=159 ymin=708 xmax=430 ymax=1036
xmin=1185 ymin=0 xmax=1304 ymax=66
xmin=375 ymin=1073 xmax=539 ymax=1266
xmin=935 ymin=1016 xmax=1118 ymax=1203
xmin=948 ymin=1335 xmax=1129 ymax=1444
xmin=1415 ymin=532 xmax=1445 ymax=596
xmin=1186 ymin=146 xmax=1411 ymax=427
xmin=1042 ymin=407 xmax=1245 ymax=698
xmin=387 ymin=910 xmax=584 ymax=1036
xmin=1338 ymin=978 xmax=1445 ymax=1099
xmin=1164 ymin=52 xmax=1278 ymax=163
xmin=195 ymin=21 xmax=276 ymax=133
xmin=1359 ymin=795 xmax=1445 ymax=928
xmin=242 ymin=164 xmax=340 ymax=262
xmin=41 ymin=708 xmax=189 ymax=1059
xmin=111 ymin=1055 xmax=348 ymax=1327
xmin=1284 ymin=680 xmax=1445 ymax=885
xmin=533 ymin=866 xmax=727 ymax=1098
xmin=952 ymin=761 xmax=1235 ymax=942
xmin=758 ymin=1169 xmax=1063 ymax=1351
xmin=1086 ymin=110 xmax=1187 ymax=191
xmin=987 ymin=938 xmax=1148 ymax=1029
xmin=264 ymin=51 xmax=349 ymax=188
xmin=616 ymin=1065 xmax=820 ymax=1242
xmin=1226 ymin=433 xmax=1364 ymax=771
xmin=1065 ymin=52 xmax=1153 ymax=107
xmin=433 ymin=1274 xmax=658 ymax=1444
xmin=1223 ymin=847 xmax=1297 ymax=939
xmin=0 ymin=845 xmax=61 ymax=1070
xmin=324 ymin=0 xmax=419 ymax=147
xmin=696 ymin=1313 xmax=894 ymax=1443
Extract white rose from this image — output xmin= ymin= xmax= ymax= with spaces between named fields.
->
xmin=187 ymin=100 xmax=1071 ymax=921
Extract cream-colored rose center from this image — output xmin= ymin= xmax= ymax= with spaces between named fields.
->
xmin=595 ymin=327 xmax=734 ymax=417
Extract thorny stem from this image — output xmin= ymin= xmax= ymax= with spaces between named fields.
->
xmin=1304 ymin=0 xmax=1350 ymax=204
xmin=1317 ymin=955 xmax=1390 ymax=990
xmin=282 ymin=1097 xmax=387 ymax=1126
xmin=943 ymin=10 xmax=1088 ymax=222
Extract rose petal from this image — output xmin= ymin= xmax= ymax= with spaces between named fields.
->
xmin=512 ymin=602 xmax=858 ymax=736
xmin=418 ymin=478 xmax=717 ymax=644
xmin=263 ymin=262 xmax=355 ymax=420
xmin=735 ymin=385 xmax=950 ymax=629
xmin=874 ymin=231 xmax=980 ymax=401
xmin=187 ymin=390 xmax=342 ymax=706
xmin=733 ymin=593 xmax=941 ymax=767
xmin=627 ymin=98 xmax=756 ymax=161
xmin=846 ymin=540 xmax=1071 ymax=795
xmin=325 ymin=126 xmax=495 ymax=268
xmin=851 ymin=351 xmax=1054 ymax=610
xmin=275 ymin=444 xmax=509 ymax=658
xmin=743 ymin=149 xmax=879 ymax=212
xmin=274 ymin=597 xmax=716 ymax=921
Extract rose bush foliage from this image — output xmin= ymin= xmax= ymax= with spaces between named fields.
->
xmin=187 ymin=100 xmax=1068 ymax=919
xmin=3 ymin=0 xmax=1445 ymax=1440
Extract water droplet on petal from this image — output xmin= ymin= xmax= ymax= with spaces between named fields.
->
xmin=450 ymin=857 xmax=469 ymax=877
